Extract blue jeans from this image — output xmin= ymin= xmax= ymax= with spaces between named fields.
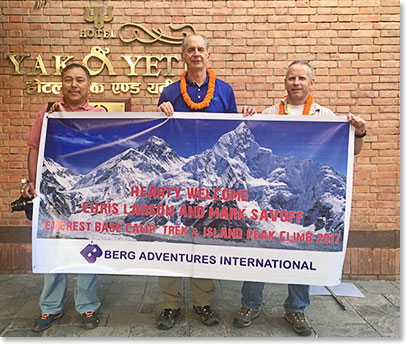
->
xmin=241 ymin=281 xmax=310 ymax=312
xmin=39 ymin=273 xmax=101 ymax=314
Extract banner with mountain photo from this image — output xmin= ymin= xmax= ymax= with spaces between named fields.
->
xmin=32 ymin=112 xmax=354 ymax=286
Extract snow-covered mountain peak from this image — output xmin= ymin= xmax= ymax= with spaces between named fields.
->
xmin=41 ymin=157 xmax=82 ymax=192
xmin=214 ymin=122 xmax=260 ymax=158
xmin=137 ymin=135 xmax=177 ymax=159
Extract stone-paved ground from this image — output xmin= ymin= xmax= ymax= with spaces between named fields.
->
xmin=0 ymin=274 xmax=400 ymax=338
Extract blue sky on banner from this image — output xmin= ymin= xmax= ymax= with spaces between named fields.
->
xmin=44 ymin=117 xmax=349 ymax=175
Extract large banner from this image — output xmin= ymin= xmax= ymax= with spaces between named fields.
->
xmin=32 ymin=112 xmax=354 ymax=286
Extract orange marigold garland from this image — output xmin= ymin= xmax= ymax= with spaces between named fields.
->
xmin=180 ymin=68 xmax=216 ymax=110
xmin=279 ymin=94 xmax=313 ymax=115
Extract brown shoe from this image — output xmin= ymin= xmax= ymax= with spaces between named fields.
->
xmin=233 ymin=306 xmax=260 ymax=328
xmin=284 ymin=312 xmax=313 ymax=336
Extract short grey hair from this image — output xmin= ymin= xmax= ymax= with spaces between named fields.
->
xmin=181 ymin=34 xmax=209 ymax=55
xmin=286 ymin=60 xmax=314 ymax=79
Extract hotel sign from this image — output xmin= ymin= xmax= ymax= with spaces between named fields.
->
xmin=7 ymin=6 xmax=196 ymax=96
xmin=81 ymin=6 xmax=195 ymax=45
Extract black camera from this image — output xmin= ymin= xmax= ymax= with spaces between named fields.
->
xmin=11 ymin=195 xmax=34 ymax=220
xmin=11 ymin=178 xmax=34 ymax=220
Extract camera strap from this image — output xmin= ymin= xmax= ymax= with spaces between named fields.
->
xmin=46 ymin=102 xmax=55 ymax=112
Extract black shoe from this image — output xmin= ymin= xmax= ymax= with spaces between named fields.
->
xmin=32 ymin=312 xmax=64 ymax=332
xmin=157 ymin=308 xmax=181 ymax=330
xmin=284 ymin=312 xmax=313 ymax=336
xmin=193 ymin=305 xmax=220 ymax=326
xmin=80 ymin=311 xmax=99 ymax=329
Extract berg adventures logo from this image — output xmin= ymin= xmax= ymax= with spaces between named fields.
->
xmin=80 ymin=243 xmax=102 ymax=263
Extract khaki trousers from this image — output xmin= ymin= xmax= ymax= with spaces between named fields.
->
xmin=158 ymin=276 xmax=216 ymax=309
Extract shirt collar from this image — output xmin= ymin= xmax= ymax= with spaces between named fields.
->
xmin=185 ymin=71 xmax=209 ymax=87
xmin=60 ymin=98 xmax=92 ymax=111
xmin=280 ymin=96 xmax=319 ymax=115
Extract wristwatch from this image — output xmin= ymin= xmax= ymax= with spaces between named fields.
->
xmin=355 ymin=130 xmax=367 ymax=138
